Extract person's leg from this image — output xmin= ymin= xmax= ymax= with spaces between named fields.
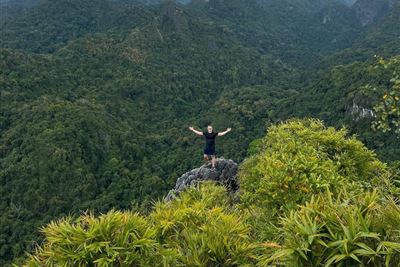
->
xmin=204 ymin=147 xmax=211 ymax=164
xmin=211 ymin=155 xmax=216 ymax=169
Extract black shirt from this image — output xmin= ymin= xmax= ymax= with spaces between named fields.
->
xmin=203 ymin=132 xmax=218 ymax=148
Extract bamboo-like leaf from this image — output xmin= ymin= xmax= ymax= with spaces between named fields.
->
xmin=349 ymin=253 xmax=361 ymax=263
xmin=326 ymin=254 xmax=347 ymax=266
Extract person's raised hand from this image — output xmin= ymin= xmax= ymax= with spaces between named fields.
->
xmin=227 ymin=128 xmax=232 ymax=132
xmin=189 ymin=126 xmax=194 ymax=131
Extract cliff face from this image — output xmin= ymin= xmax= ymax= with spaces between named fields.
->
xmin=166 ymin=158 xmax=239 ymax=200
xmin=352 ymin=0 xmax=396 ymax=26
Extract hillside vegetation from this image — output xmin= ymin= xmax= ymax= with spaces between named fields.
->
xmin=1 ymin=0 xmax=399 ymax=265
xmin=23 ymin=120 xmax=400 ymax=266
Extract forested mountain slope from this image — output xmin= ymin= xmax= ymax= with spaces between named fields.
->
xmin=286 ymin=56 xmax=400 ymax=161
xmin=190 ymin=0 xmax=363 ymax=66
xmin=321 ymin=0 xmax=400 ymax=66
xmin=0 ymin=0 xmax=155 ymax=52
xmin=20 ymin=120 xmax=400 ymax=266
xmin=1 ymin=1 xmax=297 ymax=263
xmin=0 ymin=0 xmax=399 ymax=265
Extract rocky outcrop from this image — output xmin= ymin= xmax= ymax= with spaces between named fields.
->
xmin=165 ymin=158 xmax=239 ymax=201
xmin=350 ymin=101 xmax=376 ymax=120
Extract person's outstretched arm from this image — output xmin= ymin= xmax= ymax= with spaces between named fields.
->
xmin=218 ymin=128 xmax=232 ymax=136
xmin=189 ymin=126 xmax=204 ymax=136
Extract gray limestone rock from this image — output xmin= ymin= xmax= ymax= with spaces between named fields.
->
xmin=165 ymin=158 xmax=239 ymax=201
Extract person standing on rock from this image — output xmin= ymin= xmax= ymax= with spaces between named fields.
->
xmin=188 ymin=125 xmax=232 ymax=169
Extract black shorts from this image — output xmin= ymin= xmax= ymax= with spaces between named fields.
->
xmin=204 ymin=146 xmax=216 ymax=156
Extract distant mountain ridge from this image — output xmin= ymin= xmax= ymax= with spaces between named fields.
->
xmin=2 ymin=0 xmax=397 ymax=57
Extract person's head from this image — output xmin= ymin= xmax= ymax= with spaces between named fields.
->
xmin=207 ymin=125 xmax=213 ymax=133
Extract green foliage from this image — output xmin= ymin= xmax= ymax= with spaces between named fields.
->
xmin=0 ymin=0 xmax=154 ymax=53
xmin=17 ymin=121 xmax=400 ymax=266
xmin=22 ymin=183 xmax=259 ymax=266
xmin=193 ymin=0 xmax=363 ymax=67
xmin=261 ymin=191 xmax=400 ymax=266
xmin=1 ymin=0 xmax=399 ymax=265
xmin=286 ymin=57 xmax=400 ymax=161
xmin=320 ymin=2 xmax=400 ymax=68
xmin=372 ymin=56 xmax=400 ymax=134
xmin=388 ymin=161 xmax=400 ymax=190
xmin=24 ymin=210 xmax=174 ymax=267
xmin=0 ymin=1 xmax=301 ymax=262
xmin=240 ymin=119 xmax=388 ymax=211
xmin=150 ymin=182 xmax=258 ymax=266
xmin=0 ymin=95 xmax=165 ymax=265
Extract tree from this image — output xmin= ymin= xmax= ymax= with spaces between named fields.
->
xmin=372 ymin=56 xmax=400 ymax=134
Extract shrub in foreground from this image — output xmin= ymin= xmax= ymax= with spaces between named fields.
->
xmin=150 ymin=182 xmax=259 ymax=266
xmin=240 ymin=119 xmax=389 ymax=211
xmin=261 ymin=191 xmax=400 ymax=266
xmin=23 ymin=183 xmax=259 ymax=266
xmin=24 ymin=210 xmax=172 ymax=266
